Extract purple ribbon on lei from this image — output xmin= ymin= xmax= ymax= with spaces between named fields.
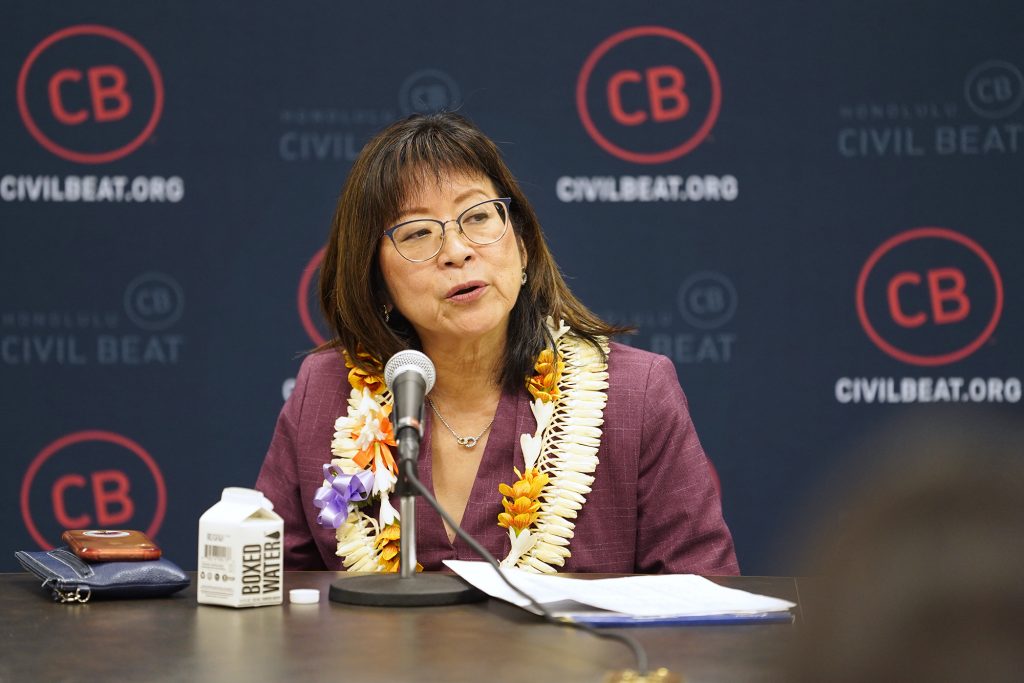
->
xmin=312 ymin=464 xmax=374 ymax=528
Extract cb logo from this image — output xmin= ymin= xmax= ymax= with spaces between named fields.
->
xmin=124 ymin=272 xmax=185 ymax=331
xmin=298 ymin=247 xmax=329 ymax=346
xmin=20 ymin=430 xmax=167 ymax=549
xmin=399 ymin=69 xmax=461 ymax=115
xmin=17 ymin=24 xmax=164 ymax=164
xmin=856 ymin=227 xmax=1003 ymax=366
xmin=576 ymin=26 xmax=721 ymax=164
xmin=964 ymin=60 xmax=1024 ymax=119
xmin=677 ymin=271 xmax=737 ymax=330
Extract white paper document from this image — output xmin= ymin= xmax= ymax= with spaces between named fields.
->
xmin=445 ymin=560 xmax=796 ymax=625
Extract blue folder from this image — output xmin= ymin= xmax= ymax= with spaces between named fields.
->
xmin=563 ymin=610 xmax=795 ymax=627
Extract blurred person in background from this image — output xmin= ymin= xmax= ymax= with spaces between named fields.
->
xmin=789 ymin=411 xmax=1024 ymax=683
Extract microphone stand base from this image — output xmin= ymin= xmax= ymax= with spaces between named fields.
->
xmin=329 ymin=572 xmax=486 ymax=607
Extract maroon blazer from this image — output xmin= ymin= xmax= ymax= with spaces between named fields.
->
xmin=255 ymin=342 xmax=739 ymax=574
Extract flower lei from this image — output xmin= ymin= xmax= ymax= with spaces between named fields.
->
xmin=312 ymin=320 xmax=609 ymax=573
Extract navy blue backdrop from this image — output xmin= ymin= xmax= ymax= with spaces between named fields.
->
xmin=3 ymin=1 xmax=1022 ymax=573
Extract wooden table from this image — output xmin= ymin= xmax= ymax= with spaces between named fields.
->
xmin=0 ymin=572 xmax=802 ymax=682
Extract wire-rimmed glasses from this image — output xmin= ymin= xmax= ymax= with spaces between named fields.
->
xmin=382 ymin=197 xmax=512 ymax=262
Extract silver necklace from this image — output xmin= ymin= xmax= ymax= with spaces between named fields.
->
xmin=426 ymin=396 xmax=495 ymax=448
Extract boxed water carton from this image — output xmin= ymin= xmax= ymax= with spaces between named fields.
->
xmin=197 ymin=487 xmax=283 ymax=608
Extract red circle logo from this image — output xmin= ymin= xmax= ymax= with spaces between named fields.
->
xmin=16 ymin=24 xmax=164 ymax=164
xmin=20 ymin=430 xmax=167 ymax=550
xmin=856 ymin=227 xmax=1003 ymax=366
xmin=576 ymin=26 xmax=722 ymax=164
xmin=298 ymin=247 xmax=328 ymax=346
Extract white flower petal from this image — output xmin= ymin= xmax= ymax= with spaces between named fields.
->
xmin=501 ymin=528 xmax=537 ymax=568
xmin=520 ymin=433 xmax=542 ymax=471
xmin=535 ymin=533 xmax=570 ymax=547
xmin=543 ymin=488 xmax=587 ymax=505
xmin=546 ymin=479 xmax=592 ymax=495
xmin=378 ymin=495 xmax=399 ymax=527
xmin=530 ymin=399 xmax=556 ymax=431
xmin=525 ymin=556 xmax=557 ymax=574
xmin=543 ymin=503 xmax=578 ymax=518
xmin=371 ymin=455 xmax=397 ymax=496
xmin=535 ymin=523 xmax=574 ymax=539
xmin=534 ymin=548 xmax=567 ymax=566
xmin=553 ymin=470 xmax=595 ymax=485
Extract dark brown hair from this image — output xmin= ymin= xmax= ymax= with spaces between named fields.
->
xmin=319 ymin=111 xmax=630 ymax=393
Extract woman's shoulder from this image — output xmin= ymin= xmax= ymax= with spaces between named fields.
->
xmin=599 ymin=340 xmax=685 ymax=406
xmin=297 ymin=347 xmax=347 ymax=372
xmin=298 ymin=347 xmax=347 ymax=371
xmin=294 ymin=348 xmax=349 ymax=390
xmin=285 ymin=349 xmax=351 ymax=428
xmin=606 ymin=340 xmax=675 ymax=379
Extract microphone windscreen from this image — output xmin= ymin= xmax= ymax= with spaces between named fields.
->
xmin=384 ymin=350 xmax=436 ymax=394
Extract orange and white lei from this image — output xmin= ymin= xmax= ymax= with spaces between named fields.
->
xmin=320 ymin=319 xmax=609 ymax=573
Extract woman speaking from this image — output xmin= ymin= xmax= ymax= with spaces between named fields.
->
xmin=256 ymin=112 xmax=738 ymax=575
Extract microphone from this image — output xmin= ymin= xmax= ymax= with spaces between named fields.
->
xmin=383 ymin=351 xmax=435 ymax=575
xmin=384 ymin=350 xmax=436 ymax=456
xmin=329 ymin=349 xmax=483 ymax=606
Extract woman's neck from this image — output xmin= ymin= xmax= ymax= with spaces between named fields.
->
xmin=421 ymin=330 xmax=505 ymax=406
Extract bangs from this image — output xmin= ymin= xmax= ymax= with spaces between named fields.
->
xmin=367 ymin=119 xmax=497 ymax=228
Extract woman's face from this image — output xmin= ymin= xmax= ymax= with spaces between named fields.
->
xmin=378 ymin=172 xmax=526 ymax=352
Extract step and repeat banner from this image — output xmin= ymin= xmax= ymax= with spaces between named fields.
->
xmin=2 ymin=2 xmax=1021 ymax=574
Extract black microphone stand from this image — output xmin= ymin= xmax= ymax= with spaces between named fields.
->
xmin=329 ymin=403 xmax=484 ymax=606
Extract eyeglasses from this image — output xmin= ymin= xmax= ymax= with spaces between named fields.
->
xmin=382 ymin=197 xmax=512 ymax=262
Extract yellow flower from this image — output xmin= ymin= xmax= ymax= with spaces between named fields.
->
xmin=497 ymin=467 xmax=548 ymax=536
xmin=526 ymin=348 xmax=563 ymax=403
xmin=345 ymin=349 xmax=386 ymax=396
xmin=374 ymin=522 xmax=401 ymax=572
xmin=373 ymin=522 xmax=422 ymax=573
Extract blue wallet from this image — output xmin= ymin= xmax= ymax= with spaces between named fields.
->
xmin=14 ymin=547 xmax=190 ymax=603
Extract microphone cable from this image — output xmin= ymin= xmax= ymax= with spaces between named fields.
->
xmin=402 ymin=459 xmax=650 ymax=676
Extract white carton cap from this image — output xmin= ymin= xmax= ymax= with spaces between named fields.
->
xmin=289 ymin=589 xmax=320 ymax=604
xmin=221 ymin=487 xmax=274 ymax=511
